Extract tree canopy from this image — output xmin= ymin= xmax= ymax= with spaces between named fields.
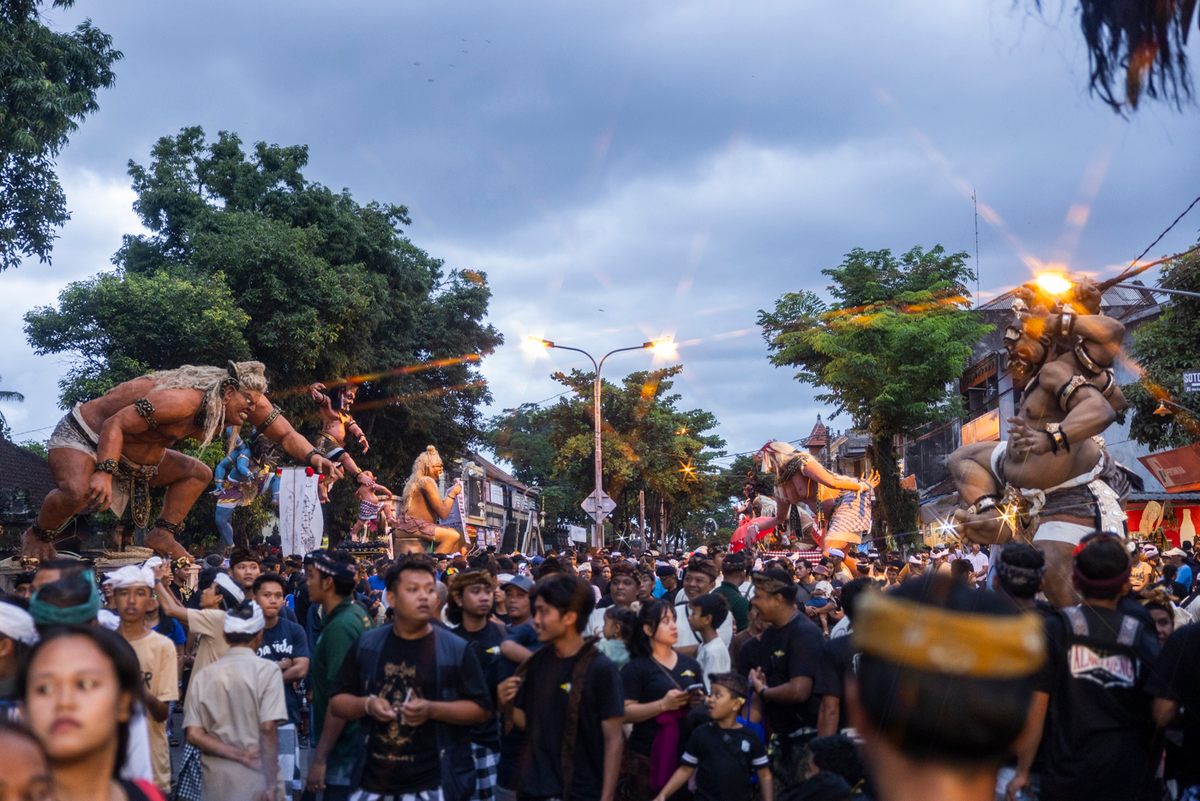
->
xmin=25 ymin=126 xmax=502 ymax=536
xmin=759 ymin=245 xmax=989 ymax=538
xmin=486 ymin=365 xmax=726 ymax=548
xmin=1 ymin=0 xmax=121 ymax=271
xmin=1122 ymin=243 xmax=1200 ymax=450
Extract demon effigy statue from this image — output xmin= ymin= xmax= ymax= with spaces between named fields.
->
xmin=747 ymin=441 xmax=880 ymax=569
xmin=950 ymin=277 xmax=1137 ymax=606
xmin=23 ymin=361 xmax=344 ymax=562
xmin=309 ymin=382 xmax=371 ymax=502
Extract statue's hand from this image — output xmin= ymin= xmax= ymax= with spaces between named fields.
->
xmin=860 ymin=470 xmax=881 ymax=490
xmin=1006 ymin=417 xmax=1051 ymax=457
xmin=313 ymin=455 xmax=344 ymax=480
xmin=358 ymin=435 xmax=370 ymax=454
xmin=88 ymin=471 xmax=114 ymax=511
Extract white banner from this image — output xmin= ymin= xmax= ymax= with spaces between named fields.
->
xmin=278 ymin=467 xmax=323 ymax=555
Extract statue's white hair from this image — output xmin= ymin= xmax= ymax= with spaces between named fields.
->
xmin=148 ymin=361 xmax=268 ymax=447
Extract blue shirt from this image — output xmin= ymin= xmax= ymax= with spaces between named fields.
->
xmin=1177 ymin=564 xmax=1193 ymax=592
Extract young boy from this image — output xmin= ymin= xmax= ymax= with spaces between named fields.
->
xmin=688 ymin=593 xmax=731 ymax=688
xmin=653 ymin=672 xmax=771 ymax=801
xmin=107 ymin=563 xmax=180 ymax=795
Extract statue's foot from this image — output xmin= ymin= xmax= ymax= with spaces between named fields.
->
xmin=145 ymin=527 xmax=191 ymax=562
xmin=20 ymin=528 xmax=58 ymax=562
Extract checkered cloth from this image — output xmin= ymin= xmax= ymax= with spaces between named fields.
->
xmin=171 ymin=744 xmax=202 ymax=801
xmin=278 ymin=723 xmax=300 ymax=792
xmin=350 ymin=789 xmax=443 ymax=801
xmin=471 ymin=743 xmax=500 ymax=801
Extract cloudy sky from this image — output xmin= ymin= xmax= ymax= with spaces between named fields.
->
xmin=2 ymin=1 xmax=1197 ymax=464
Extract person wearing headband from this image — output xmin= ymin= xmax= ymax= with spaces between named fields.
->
xmin=184 ymin=600 xmax=288 ymax=801
xmin=156 ymin=564 xmax=242 ymax=676
xmin=109 ymin=563 xmax=179 ymax=794
xmin=992 ymin=542 xmax=1049 ymax=613
xmin=747 ymin=568 xmax=824 ymax=794
xmin=303 ymin=550 xmax=372 ymax=800
xmin=1005 ymin=533 xmax=1159 ymax=801
xmin=0 ymin=601 xmax=38 ymax=721
xmin=845 ymin=574 xmax=1045 ymax=801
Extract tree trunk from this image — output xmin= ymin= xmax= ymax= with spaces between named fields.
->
xmin=869 ymin=433 xmax=918 ymax=546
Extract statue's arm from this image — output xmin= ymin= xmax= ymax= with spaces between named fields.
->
xmin=799 ymin=459 xmax=869 ymax=493
xmin=249 ymin=402 xmax=341 ymax=477
xmin=1042 ymin=361 xmax=1117 ymax=444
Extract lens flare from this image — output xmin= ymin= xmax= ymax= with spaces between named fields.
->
xmin=1034 ymin=272 xmax=1074 ymax=296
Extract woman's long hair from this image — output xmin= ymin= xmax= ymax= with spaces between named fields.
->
xmin=150 ymin=361 xmax=268 ymax=447
xmin=628 ymin=598 xmax=675 ymax=660
xmin=18 ymin=626 xmax=145 ymax=778
xmin=401 ymin=445 xmax=443 ymax=508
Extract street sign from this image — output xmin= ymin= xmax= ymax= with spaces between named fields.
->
xmin=1184 ymin=370 xmax=1200 ymax=393
xmin=581 ymin=490 xmax=617 ymax=518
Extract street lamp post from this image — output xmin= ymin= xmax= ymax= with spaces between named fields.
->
xmin=532 ymin=336 xmax=675 ymax=547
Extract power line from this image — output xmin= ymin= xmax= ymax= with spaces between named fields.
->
xmin=1111 ymin=192 xmax=1200 ymax=286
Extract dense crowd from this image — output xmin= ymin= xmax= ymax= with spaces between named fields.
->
xmin=0 ymin=532 xmax=1198 ymax=801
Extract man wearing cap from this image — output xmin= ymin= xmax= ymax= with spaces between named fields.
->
xmin=584 ymin=561 xmax=641 ymax=638
xmin=305 ymin=550 xmax=372 ymax=801
xmin=847 ymin=574 xmax=1046 ymax=801
xmin=1164 ymin=547 xmax=1193 ymax=593
xmin=0 ymin=600 xmax=38 ymax=722
xmin=110 ymin=562 xmax=179 ymax=793
xmin=826 ymin=549 xmax=852 ymax=584
xmin=230 ymin=546 xmax=262 ymax=593
xmin=747 ymin=567 xmax=823 ymax=793
xmin=713 ymin=552 xmax=751 ymax=632
xmin=673 ymin=558 xmax=733 ymax=657
xmin=184 ymin=600 xmax=288 ymax=801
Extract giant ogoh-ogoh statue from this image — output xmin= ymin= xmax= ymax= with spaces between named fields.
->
xmin=949 ymin=277 xmax=1140 ymax=607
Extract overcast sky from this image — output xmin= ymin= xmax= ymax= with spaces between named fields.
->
xmin=2 ymin=0 xmax=1197 ymax=465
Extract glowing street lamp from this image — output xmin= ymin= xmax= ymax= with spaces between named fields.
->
xmin=531 ymin=336 xmax=676 ymax=546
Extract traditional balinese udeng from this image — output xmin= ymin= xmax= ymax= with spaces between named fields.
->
xmin=949 ymin=277 xmax=1138 ymax=606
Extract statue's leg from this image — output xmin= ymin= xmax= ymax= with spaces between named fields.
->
xmin=21 ymin=448 xmax=96 ymax=560
xmin=1035 ymin=539 xmax=1081 ymax=608
xmin=146 ymin=450 xmax=213 ymax=561
xmin=433 ymin=525 xmax=464 ymax=555
xmin=949 ymin=443 xmax=1009 ymax=544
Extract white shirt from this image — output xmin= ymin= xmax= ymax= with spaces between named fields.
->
xmin=675 ymin=596 xmax=733 ymax=650
xmin=696 ymin=638 xmax=731 ymax=690
xmin=967 ymin=551 xmax=990 ymax=577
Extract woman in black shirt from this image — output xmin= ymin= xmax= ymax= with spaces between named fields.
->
xmin=620 ymin=599 xmax=703 ymax=801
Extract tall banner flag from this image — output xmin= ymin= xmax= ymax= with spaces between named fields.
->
xmin=278 ymin=467 xmax=323 ymax=555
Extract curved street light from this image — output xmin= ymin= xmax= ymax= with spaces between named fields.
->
xmin=529 ymin=336 xmax=677 ymax=547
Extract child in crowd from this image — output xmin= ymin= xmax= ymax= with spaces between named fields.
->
xmin=688 ymin=594 xmax=731 ymax=688
xmin=597 ymin=605 xmax=637 ymax=668
xmin=652 ymin=672 xmax=772 ymax=801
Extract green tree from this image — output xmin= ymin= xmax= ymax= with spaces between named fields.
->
xmin=488 ymin=366 xmax=725 ymax=547
xmin=759 ymin=245 xmax=990 ymax=539
xmin=1122 ymin=244 xmax=1200 ymax=450
xmin=0 ymin=375 xmax=25 ymax=440
xmin=1 ymin=0 xmax=121 ymax=270
xmin=24 ymin=126 xmax=502 ymax=541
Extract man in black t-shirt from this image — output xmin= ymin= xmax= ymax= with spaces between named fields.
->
xmin=331 ymin=555 xmax=490 ymax=801
xmin=498 ymin=573 xmax=624 ymax=801
xmin=747 ymin=567 xmax=822 ymax=794
xmin=1009 ymin=534 xmax=1160 ymax=801
xmin=449 ymin=569 xmax=508 ymax=801
xmin=1148 ymin=622 xmax=1200 ymax=797
xmin=252 ymin=573 xmax=310 ymax=795
xmin=813 ymin=579 xmax=871 ymax=737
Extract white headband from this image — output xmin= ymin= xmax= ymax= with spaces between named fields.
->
xmin=224 ymin=601 xmax=265 ymax=635
xmin=213 ymin=572 xmax=245 ymax=604
xmin=0 ymin=601 xmax=38 ymax=645
xmin=104 ymin=564 xmax=155 ymax=590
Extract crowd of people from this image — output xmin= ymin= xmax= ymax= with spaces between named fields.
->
xmin=0 ymin=531 xmax=1199 ymax=801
